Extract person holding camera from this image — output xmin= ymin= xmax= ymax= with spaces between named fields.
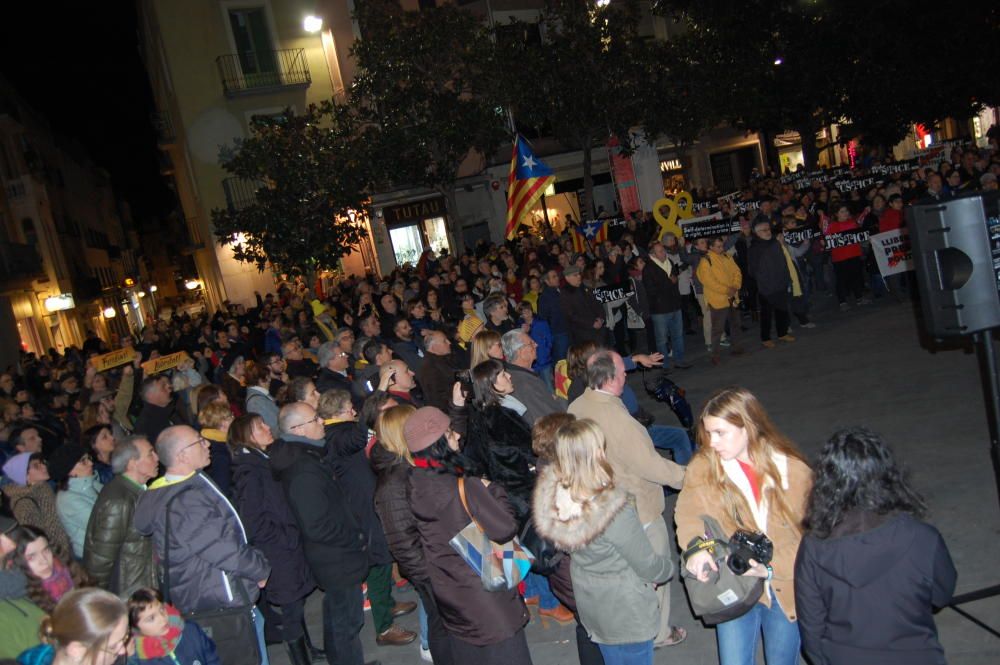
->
xmin=675 ymin=387 xmax=812 ymax=665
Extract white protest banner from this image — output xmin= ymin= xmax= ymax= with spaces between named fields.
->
xmin=870 ymin=228 xmax=914 ymax=277
xmin=679 ymin=211 xmax=736 ymax=240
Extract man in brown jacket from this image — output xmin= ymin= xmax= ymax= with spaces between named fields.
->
xmin=567 ymin=350 xmax=687 ymax=647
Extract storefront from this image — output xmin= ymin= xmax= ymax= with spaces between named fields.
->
xmin=658 ymin=155 xmax=687 ymax=194
xmin=380 ymin=196 xmax=452 ymax=268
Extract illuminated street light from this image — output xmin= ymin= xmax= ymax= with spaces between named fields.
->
xmin=773 ymin=57 xmax=784 ymax=65
xmin=304 ymin=15 xmax=323 ymax=33
xmin=138 ymin=291 xmax=147 ymax=298
xmin=185 ymin=279 xmax=201 ymax=290
xmin=150 ymin=285 xmax=158 ymax=293
xmin=103 ymin=306 xmax=117 ymax=318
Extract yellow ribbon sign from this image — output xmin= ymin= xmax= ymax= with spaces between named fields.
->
xmin=89 ymin=348 xmax=136 ymax=372
xmin=653 ymin=191 xmax=696 ymax=240
xmin=141 ymin=351 xmax=191 ymax=376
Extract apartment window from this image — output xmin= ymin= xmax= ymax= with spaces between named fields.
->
xmin=228 ymin=7 xmax=278 ymax=79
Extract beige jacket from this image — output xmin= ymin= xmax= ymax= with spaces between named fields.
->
xmin=568 ymin=388 xmax=684 ymax=524
xmin=674 ymin=452 xmax=812 ymax=622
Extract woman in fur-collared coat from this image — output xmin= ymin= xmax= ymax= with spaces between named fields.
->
xmin=533 ymin=418 xmax=672 ymax=665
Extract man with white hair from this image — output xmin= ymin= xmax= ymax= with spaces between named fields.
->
xmin=568 ymin=350 xmax=687 ymax=648
xmin=415 ymin=330 xmax=458 ymax=411
xmin=501 ymin=329 xmax=565 ymax=426
xmin=134 ymin=425 xmax=271 ymax=657
xmin=315 ymin=340 xmax=355 ymax=398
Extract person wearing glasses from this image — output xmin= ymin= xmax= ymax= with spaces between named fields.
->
xmin=16 ymin=588 xmax=131 ymax=665
xmin=315 ymin=341 xmax=355 ymax=400
xmin=270 ymin=401 xmax=374 ymax=665
xmin=134 ymin=425 xmax=271 ymax=664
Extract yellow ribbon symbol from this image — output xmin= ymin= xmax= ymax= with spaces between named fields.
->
xmin=653 ymin=191 xmax=695 ymax=240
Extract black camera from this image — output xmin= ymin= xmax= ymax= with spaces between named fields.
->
xmin=727 ymin=529 xmax=773 ymax=575
xmin=454 ymin=370 xmax=473 ymax=398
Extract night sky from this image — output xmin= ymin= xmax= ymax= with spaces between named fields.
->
xmin=0 ymin=4 xmax=172 ymax=223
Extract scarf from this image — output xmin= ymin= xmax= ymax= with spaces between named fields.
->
xmin=201 ymin=428 xmax=227 ymax=443
xmin=133 ymin=604 xmax=185 ymax=660
xmin=500 ymin=394 xmax=528 ymax=417
xmin=779 ymin=242 xmax=803 ymax=297
xmin=41 ymin=559 xmax=73 ymax=605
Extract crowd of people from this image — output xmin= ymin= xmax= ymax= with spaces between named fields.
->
xmin=1 ymin=137 xmax=992 ymax=665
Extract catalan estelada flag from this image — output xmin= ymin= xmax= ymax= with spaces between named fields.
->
xmin=569 ymin=219 xmax=608 ymax=254
xmin=505 ymin=135 xmax=555 ymax=240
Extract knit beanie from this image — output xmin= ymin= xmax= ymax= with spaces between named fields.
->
xmin=48 ymin=444 xmax=86 ymax=484
xmin=2 ymin=452 xmax=33 ymax=486
xmin=403 ymin=407 xmax=451 ymax=454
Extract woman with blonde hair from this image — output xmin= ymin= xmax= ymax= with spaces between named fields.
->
xmin=197 ymin=400 xmax=234 ymax=496
xmin=371 ymin=404 xmax=453 ymax=664
xmin=16 ymin=587 xmax=131 ymax=665
xmin=533 ymin=418 xmax=673 ymax=665
xmin=675 ymin=386 xmax=812 ymax=665
xmin=469 ymin=329 xmax=504 ymax=370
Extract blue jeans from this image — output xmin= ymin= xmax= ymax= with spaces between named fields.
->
xmin=322 ymin=584 xmax=365 ymax=665
xmin=715 ymin=589 xmax=800 ymax=665
xmin=524 ymin=572 xmax=559 ymax=610
xmin=650 ymin=311 xmax=684 ymax=365
xmin=597 ymin=640 xmax=653 ymax=665
xmin=417 ymin=595 xmax=429 ymax=649
xmin=252 ymin=607 xmax=271 ymax=665
xmin=648 ymin=425 xmax=693 ymax=465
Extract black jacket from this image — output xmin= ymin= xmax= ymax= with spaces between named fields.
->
xmin=747 ymin=237 xmax=792 ymax=296
xmin=133 ymin=401 xmax=185 ymax=443
xmin=415 ymin=352 xmax=457 ymax=412
xmin=323 ymin=421 xmax=391 ymax=566
xmin=369 ymin=443 xmax=428 ymax=586
xmin=409 ymin=468 xmax=528 ymax=646
xmin=315 ymin=367 xmax=353 ymax=396
xmin=230 ymin=446 xmax=315 ymax=605
xmin=641 ymin=259 xmax=682 ymax=314
xmin=463 ymin=403 xmax=536 ymax=527
xmin=268 ymin=438 xmax=369 ymax=589
xmin=559 ymin=283 xmax=605 ymax=345
xmin=794 ymin=511 xmax=957 ymax=665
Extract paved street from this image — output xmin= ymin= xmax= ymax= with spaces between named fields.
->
xmin=270 ymin=296 xmax=1000 ymax=665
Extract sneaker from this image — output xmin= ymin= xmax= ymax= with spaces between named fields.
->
xmin=654 ymin=626 xmax=688 ymax=648
xmin=801 ymin=322 xmax=817 ymax=329
xmin=762 ymin=340 xmax=776 ymax=348
xmin=376 ymin=625 xmax=417 ymax=647
xmin=538 ymin=604 xmax=575 ymax=623
xmin=420 ymin=646 xmax=434 ymax=662
xmin=719 ymin=339 xmax=731 ymax=347
xmin=839 ymin=302 xmax=850 ymax=312
xmin=778 ymin=334 xmax=796 ymax=343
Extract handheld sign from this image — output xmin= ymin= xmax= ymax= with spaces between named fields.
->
xmin=89 ymin=348 xmax=136 ymax=372
xmin=141 ymin=351 xmax=191 ymax=376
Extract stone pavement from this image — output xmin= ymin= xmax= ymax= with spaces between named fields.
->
xmin=268 ymin=297 xmax=1000 ymax=665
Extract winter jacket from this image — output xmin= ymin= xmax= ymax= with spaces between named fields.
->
xmin=245 ymin=386 xmax=279 ymax=433
xmin=83 ymin=474 xmax=157 ymax=597
xmin=57 ymin=475 xmax=102 ymax=558
xmin=0 ymin=570 xmax=45 ymax=659
xmin=794 ymin=511 xmax=956 ymax=665
xmin=878 ymin=208 xmax=905 ymax=233
xmin=230 ymin=446 xmax=315 ymax=606
xmin=526 ymin=318 xmax=553 ymax=371
xmin=675 ymin=452 xmax=811 ymax=622
xmin=1 ymin=482 xmax=71 ymax=556
xmin=409 ymin=468 xmax=529 ymax=646
xmin=506 ymin=363 xmax=565 ymax=427
xmin=133 ymin=401 xmax=187 ymax=444
xmin=391 ymin=338 xmax=425 ymax=372
xmin=315 ymin=368 xmax=358 ymax=408
xmin=369 ymin=443 xmax=428 ymax=586
xmin=747 ymin=237 xmax=792 ymax=296
xmin=268 ymin=438 xmax=369 ymax=589
xmin=127 ymin=606 xmax=220 ymax=665
xmin=568 ymin=388 xmax=684 ymax=525
xmin=560 ymin=283 xmax=605 ymax=345
xmin=538 ymin=286 xmax=568 ymax=335
xmin=323 ymin=420 xmax=391 ymax=566
xmin=533 ymin=466 xmax=672 ymax=644
xmin=462 ymin=402 xmax=537 ymax=527
xmin=133 ymin=472 xmax=269 ymax=614
xmin=642 ymin=258 xmax=682 ymax=314
xmin=696 ymin=251 xmax=743 ymax=309
xmin=415 ymin=352 xmax=458 ymax=412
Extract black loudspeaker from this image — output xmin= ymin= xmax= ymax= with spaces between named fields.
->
xmin=907 ymin=191 xmax=1000 ymax=337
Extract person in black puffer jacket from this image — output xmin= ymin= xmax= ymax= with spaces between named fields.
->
xmin=371 ymin=403 xmax=455 ymax=665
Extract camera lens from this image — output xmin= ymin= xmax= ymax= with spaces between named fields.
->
xmin=727 ymin=552 xmax=749 ymax=575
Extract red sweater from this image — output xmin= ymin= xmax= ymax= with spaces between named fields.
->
xmin=825 ymin=217 xmax=864 ymax=262
xmin=878 ymin=208 xmax=904 ymax=233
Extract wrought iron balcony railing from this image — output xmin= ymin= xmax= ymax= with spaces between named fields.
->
xmin=222 ymin=177 xmax=264 ymax=213
xmin=215 ymin=48 xmax=311 ymax=97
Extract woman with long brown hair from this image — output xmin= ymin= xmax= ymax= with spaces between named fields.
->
xmin=3 ymin=525 xmax=93 ymax=614
xmin=675 ymin=386 xmax=811 ymax=665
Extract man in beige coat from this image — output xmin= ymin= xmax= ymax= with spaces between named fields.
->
xmin=567 ymin=350 xmax=687 ymax=647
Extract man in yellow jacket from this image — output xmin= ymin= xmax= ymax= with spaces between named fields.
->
xmin=695 ymin=237 xmax=745 ymax=363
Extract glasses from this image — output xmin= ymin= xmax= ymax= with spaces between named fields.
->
xmin=291 ymin=416 xmax=322 ymax=430
xmin=179 ymin=436 xmax=208 ymax=453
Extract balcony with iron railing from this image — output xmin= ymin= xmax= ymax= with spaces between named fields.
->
xmin=222 ymin=177 xmax=265 ymax=213
xmin=215 ymin=48 xmax=311 ymax=98
xmin=0 ymin=241 xmax=45 ymax=292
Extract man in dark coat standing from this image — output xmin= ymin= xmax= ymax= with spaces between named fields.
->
xmin=315 ymin=341 xmax=359 ymax=409
xmin=269 ymin=402 xmax=375 ymax=665
xmin=132 ymin=376 xmax=188 ymax=446
xmin=415 ymin=331 xmax=458 ymax=412
xmin=538 ymin=269 xmax=570 ymax=361
xmin=559 ymin=265 xmax=606 ymax=346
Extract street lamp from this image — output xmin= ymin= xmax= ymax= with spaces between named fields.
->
xmin=185 ymin=279 xmax=201 ymax=291
xmin=303 ymin=15 xmax=323 ymax=33
xmin=103 ymin=306 xmax=116 ymax=319
xmin=150 ymin=285 xmax=158 ymax=293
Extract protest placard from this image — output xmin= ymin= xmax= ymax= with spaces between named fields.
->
xmin=679 ymin=212 xmax=738 ymax=240
xmin=870 ymin=228 xmax=914 ymax=277
xmin=594 ymin=285 xmax=635 ymax=304
xmin=824 ymin=230 xmax=870 ymax=250
xmin=89 ymin=348 xmax=136 ymax=372
xmin=782 ymin=227 xmax=820 ymax=245
xmin=141 ymin=351 xmax=191 ymax=376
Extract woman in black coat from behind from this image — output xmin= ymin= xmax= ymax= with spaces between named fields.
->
xmin=795 ymin=427 xmax=957 ymax=665
xmin=228 ymin=414 xmax=317 ymax=665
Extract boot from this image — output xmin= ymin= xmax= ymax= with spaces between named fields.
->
xmin=285 ymin=636 xmax=311 ymax=665
xmin=302 ymin=619 xmax=325 ymax=662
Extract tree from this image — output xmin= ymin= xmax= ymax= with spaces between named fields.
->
xmin=350 ymin=0 xmax=508 ymax=253
xmin=211 ymin=102 xmax=372 ymax=275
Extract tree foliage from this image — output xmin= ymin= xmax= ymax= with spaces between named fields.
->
xmin=211 ymin=102 xmax=372 ymax=274
xmin=350 ymin=0 xmax=508 ymax=250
